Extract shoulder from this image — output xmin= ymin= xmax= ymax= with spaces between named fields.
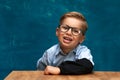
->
xmin=75 ymin=44 xmax=92 ymax=59
xmin=75 ymin=44 xmax=94 ymax=65
xmin=45 ymin=44 xmax=60 ymax=55
xmin=76 ymin=44 xmax=90 ymax=53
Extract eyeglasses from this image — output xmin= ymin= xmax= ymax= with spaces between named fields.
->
xmin=59 ymin=24 xmax=82 ymax=36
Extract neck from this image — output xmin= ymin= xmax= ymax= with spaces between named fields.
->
xmin=60 ymin=47 xmax=74 ymax=54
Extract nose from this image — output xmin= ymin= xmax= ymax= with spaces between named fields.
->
xmin=66 ymin=28 xmax=72 ymax=35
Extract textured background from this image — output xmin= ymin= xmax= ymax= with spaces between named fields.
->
xmin=0 ymin=0 xmax=120 ymax=79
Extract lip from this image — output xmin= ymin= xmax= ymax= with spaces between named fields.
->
xmin=63 ymin=36 xmax=73 ymax=43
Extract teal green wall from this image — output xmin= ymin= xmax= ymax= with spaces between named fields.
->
xmin=0 ymin=0 xmax=120 ymax=79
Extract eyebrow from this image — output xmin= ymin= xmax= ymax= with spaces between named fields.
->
xmin=65 ymin=24 xmax=81 ymax=30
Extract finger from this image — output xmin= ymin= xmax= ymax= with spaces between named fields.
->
xmin=44 ymin=69 xmax=49 ymax=75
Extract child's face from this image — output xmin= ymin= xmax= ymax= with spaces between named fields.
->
xmin=56 ymin=17 xmax=85 ymax=50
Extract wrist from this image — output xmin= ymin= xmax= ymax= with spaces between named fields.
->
xmin=56 ymin=67 xmax=60 ymax=74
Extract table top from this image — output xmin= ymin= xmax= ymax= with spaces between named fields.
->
xmin=5 ymin=71 xmax=120 ymax=80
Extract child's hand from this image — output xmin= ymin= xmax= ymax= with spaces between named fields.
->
xmin=44 ymin=66 xmax=60 ymax=75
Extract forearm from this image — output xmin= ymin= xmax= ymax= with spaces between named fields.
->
xmin=58 ymin=58 xmax=94 ymax=75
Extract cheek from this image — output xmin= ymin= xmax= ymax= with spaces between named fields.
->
xmin=57 ymin=31 xmax=64 ymax=36
xmin=57 ymin=32 xmax=64 ymax=40
xmin=79 ymin=36 xmax=85 ymax=43
xmin=74 ymin=37 xmax=80 ymax=43
xmin=56 ymin=28 xmax=62 ymax=36
xmin=74 ymin=36 xmax=82 ymax=43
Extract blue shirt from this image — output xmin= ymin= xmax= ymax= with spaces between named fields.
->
xmin=37 ymin=43 xmax=94 ymax=70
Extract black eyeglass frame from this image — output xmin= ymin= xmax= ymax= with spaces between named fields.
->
xmin=58 ymin=24 xmax=84 ymax=36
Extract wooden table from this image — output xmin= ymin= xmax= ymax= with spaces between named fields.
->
xmin=5 ymin=71 xmax=120 ymax=80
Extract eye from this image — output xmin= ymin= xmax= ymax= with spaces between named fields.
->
xmin=62 ymin=25 xmax=69 ymax=30
xmin=73 ymin=29 xmax=80 ymax=34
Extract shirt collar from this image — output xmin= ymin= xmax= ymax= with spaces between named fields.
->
xmin=55 ymin=44 xmax=78 ymax=56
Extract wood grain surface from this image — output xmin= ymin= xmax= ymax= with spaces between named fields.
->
xmin=5 ymin=71 xmax=120 ymax=80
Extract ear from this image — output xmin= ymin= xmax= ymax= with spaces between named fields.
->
xmin=56 ymin=28 xmax=59 ymax=36
xmin=79 ymin=35 xmax=85 ymax=44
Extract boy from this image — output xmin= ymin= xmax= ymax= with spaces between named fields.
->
xmin=37 ymin=11 xmax=94 ymax=75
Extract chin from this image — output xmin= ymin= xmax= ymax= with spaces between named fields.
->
xmin=61 ymin=43 xmax=74 ymax=48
